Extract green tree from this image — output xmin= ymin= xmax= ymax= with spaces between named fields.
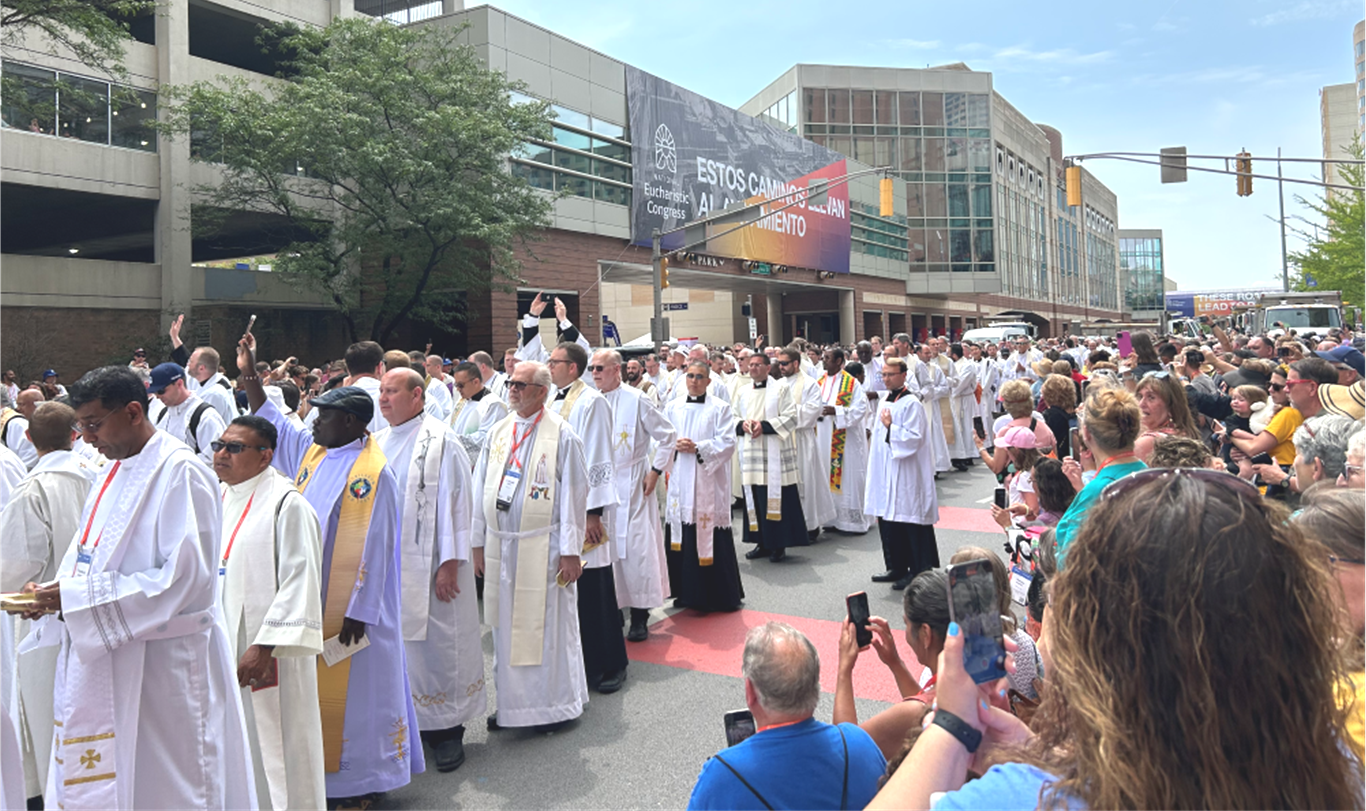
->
xmin=2 ymin=0 xmax=154 ymax=80
xmin=160 ymin=18 xmax=557 ymax=343
xmin=1288 ymin=137 xmax=1365 ymax=310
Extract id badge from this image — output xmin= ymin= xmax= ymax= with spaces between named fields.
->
xmin=496 ymin=468 xmax=522 ymax=511
xmin=74 ymin=552 xmax=92 ymax=578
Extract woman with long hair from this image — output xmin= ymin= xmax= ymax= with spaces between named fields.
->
xmin=1132 ymin=372 xmax=1200 ymax=463
xmin=1129 ymin=331 xmax=1163 ymax=376
xmin=868 ymin=469 xmax=1362 ymax=810
xmin=1054 ymin=388 xmax=1145 ymax=557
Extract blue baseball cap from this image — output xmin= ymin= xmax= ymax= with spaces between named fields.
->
xmin=41 ymin=369 xmax=57 ymax=379
xmin=1316 ymin=345 xmax=1364 ymax=376
xmin=147 ymin=362 xmax=186 ymax=394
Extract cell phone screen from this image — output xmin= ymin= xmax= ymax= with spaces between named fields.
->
xmin=723 ymin=709 xmax=756 ymax=747
xmin=993 ymin=485 xmax=1008 ymax=510
xmin=846 ymin=591 xmax=872 ymax=648
xmin=1069 ymin=427 xmax=1084 ymax=461
xmin=946 ymin=560 xmax=1008 ymax=684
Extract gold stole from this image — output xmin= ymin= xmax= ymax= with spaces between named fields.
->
xmin=935 ymin=355 xmax=957 ymax=444
xmin=482 ymin=410 xmax=562 ymax=666
xmin=295 ymin=439 xmax=386 ymax=773
xmin=555 ymin=379 xmax=587 ymax=419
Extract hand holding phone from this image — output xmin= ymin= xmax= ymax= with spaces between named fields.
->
xmin=993 ymin=485 xmax=1008 ymax=510
xmin=723 ymin=709 xmax=756 ymax=747
xmin=846 ymin=591 xmax=873 ymax=648
xmin=946 ymin=559 xmax=1008 ymax=684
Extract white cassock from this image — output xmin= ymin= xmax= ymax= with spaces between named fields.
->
xmin=910 ymin=358 xmax=952 ymax=472
xmin=1001 ymin=348 xmax=1043 ymax=385
xmin=600 ymin=385 xmax=675 ymax=611
xmin=727 ymin=373 xmax=750 ymax=501
xmin=865 ymin=357 xmax=886 ymax=392
xmin=0 ymin=411 xmax=36 ymax=470
xmin=0 ymin=446 xmax=25 ymax=501
xmin=550 ymin=382 xmax=616 ymax=568
xmin=946 ymin=358 xmax=979 ymax=460
xmin=423 ymin=377 xmax=453 ymax=422
xmin=662 ymin=394 xmax=737 ymax=557
xmin=780 ymin=372 xmax=837 ymax=531
xmin=2 ymin=611 xmax=22 ymax=811
xmin=814 ymin=370 xmax=871 ymax=533
xmin=976 ymin=357 xmax=1002 ymax=422
xmin=449 ymin=391 xmax=509 ymax=465
xmin=0 ymin=450 xmax=96 ymax=798
xmin=374 ymin=415 xmax=486 ymax=733
xmin=485 ymin=372 xmax=510 ymax=404
xmin=471 ymin=409 xmax=590 ymax=727
xmin=865 ymin=392 xmax=940 ymax=526
xmin=22 ymin=432 xmax=254 ymax=810
xmin=220 ymin=467 xmax=326 ymax=811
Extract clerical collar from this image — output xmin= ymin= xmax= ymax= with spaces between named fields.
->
xmin=687 ymin=394 xmax=706 ymax=403
xmin=753 ymin=381 xmax=767 ymax=389
xmin=888 ymin=387 xmax=909 ymax=401
xmin=554 ymin=389 xmax=569 ymax=400
xmin=225 ymin=465 xmax=273 ymax=497
xmin=390 ymin=413 xmax=423 ymax=436
xmin=470 ymin=389 xmax=487 ymax=402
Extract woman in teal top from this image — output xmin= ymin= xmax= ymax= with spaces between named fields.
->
xmin=1055 ymin=387 xmax=1145 ymax=560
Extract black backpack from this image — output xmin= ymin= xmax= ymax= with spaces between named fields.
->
xmin=156 ymin=401 xmax=213 ymax=454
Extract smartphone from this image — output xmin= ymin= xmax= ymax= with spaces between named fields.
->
xmin=993 ymin=485 xmax=1008 ymax=510
xmin=1117 ymin=331 xmax=1132 ymax=358
xmin=973 ymin=416 xmax=986 ymax=440
xmin=245 ymin=314 xmax=257 ymax=336
xmin=846 ymin=591 xmax=872 ymax=648
xmin=946 ymin=559 xmax=1008 ymax=684
xmin=1069 ymin=427 xmax=1083 ymax=461
xmin=723 ymin=709 xmax=756 ymax=747
xmin=1276 ymin=346 xmax=1290 ymax=358
xmin=1249 ymin=452 xmax=1274 ymax=466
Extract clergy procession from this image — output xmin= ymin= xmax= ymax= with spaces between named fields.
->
xmin=11 ymin=298 xmax=1361 ymax=810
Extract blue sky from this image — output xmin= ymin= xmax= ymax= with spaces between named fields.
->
xmin=489 ymin=0 xmax=1362 ymax=293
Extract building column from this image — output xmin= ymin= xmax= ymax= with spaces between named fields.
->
xmin=154 ymin=2 xmax=193 ymax=331
xmin=766 ymin=294 xmax=784 ymax=346
xmin=839 ymin=289 xmax=855 ymax=346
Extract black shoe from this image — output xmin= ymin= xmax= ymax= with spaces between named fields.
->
xmin=486 ymin=713 xmax=503 ymax=731
xmin=533 ymin=718 xmax=575 ymax=734
xmin=433 ymin=735 xmax=466 ymax=772
xmin=329 ymin=794 xmax=381 ymax=810
xmin=769 ymin=548 xmax=787 ymax=562
xmin=871 ymin=570 xmax=905 ymax=583
xmin=626 ymin=608 xmax=649 ymax=642
xmin=808 ymin=528 xmax=820 ymax=542
xmin=744 ymin=547 xmax=769 ymax=560
xmin=596 ymin=668 xmax=627 ymax=694
xmin=892 ymin=573 xmax=914 ymax=590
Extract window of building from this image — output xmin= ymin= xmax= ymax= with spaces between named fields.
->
xmin=511 ymin=100 xmax=632 ymax=207
xmin=2 ymin=60 xmax=155 ymax=152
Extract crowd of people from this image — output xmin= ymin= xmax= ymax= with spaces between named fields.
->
xmin=0 ymin=295 xmax=1363 ymax=810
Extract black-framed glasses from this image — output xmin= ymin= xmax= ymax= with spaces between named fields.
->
xmin=586 ymin=365 xmax=614 ymax=372
xmin=506 ymin=380 xmax=543 ymax=392
xmin=1270 ymin=382 xmax=1287 ymax=391
xmin=210 ymin=441 xmax=269 ymax=454
xmin=1102 ymin=467 xmax=1261 ymax=502
xmin=72 ymin=408 xmax=119 ymax=434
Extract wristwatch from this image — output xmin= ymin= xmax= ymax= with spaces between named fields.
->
xmin=931 ymin=708 xmax=983 ymax=754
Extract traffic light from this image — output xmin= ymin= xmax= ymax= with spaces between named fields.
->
xmin=660 ymin=256 xmax=670 ymax=289
xmin=879 ymin=177 xmax=894 ymax=217
xmin=1235 ymin=151 xmax=1253 ymax=196
xmin=1065 ymin=164 xmax=1082 ymax=207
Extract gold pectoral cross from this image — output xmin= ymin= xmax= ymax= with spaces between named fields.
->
xmin=616 ymin=429 xmax=630 ymax=452
xmin=81 ymin=749 xmax=101 ymax=770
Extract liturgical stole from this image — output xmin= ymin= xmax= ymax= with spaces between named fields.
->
xmin=397 ymin=419 xmax=446 ymax=642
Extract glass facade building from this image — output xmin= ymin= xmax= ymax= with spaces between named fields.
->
xmin=1 ymin=60 xmax=157 ymax=152
xmin=1119 ymin=230 xmax=1165 ymax=315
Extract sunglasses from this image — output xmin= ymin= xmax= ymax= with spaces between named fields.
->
xmin=210 ymin=441 xmax=269 ymax=454
xmin=586 ymin=365 xmax=615 ymax=372
xmin=506 ymin=380 xmax=544 ymax=392
xmin=1102 ymin=467 xmax=1261 ymax=502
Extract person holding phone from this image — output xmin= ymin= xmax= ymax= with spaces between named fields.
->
xmin=1054 ymin=388 xmax=1145 ymax=561
xmin=866 ymin=468 xmax=1361 ymax=811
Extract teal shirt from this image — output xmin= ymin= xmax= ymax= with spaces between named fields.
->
xmin=1054 ymin=459 xmax=1146 ymax=564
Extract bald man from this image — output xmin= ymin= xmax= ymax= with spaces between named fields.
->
xmin=0 ymin=401 xmax=98 ymax=796
xmin=374 ymin=369 xmax=485 ymax=771
xmin=422 ymin=354 xmax=454 ymax=421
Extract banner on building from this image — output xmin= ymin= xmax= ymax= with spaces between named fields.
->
xmin=626 ymin=66 xmax=851 ymax=274
xmin=1165 ymin=289 xmax=1273 ymax=318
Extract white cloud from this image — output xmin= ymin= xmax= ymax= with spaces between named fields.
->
xmin=992 ymin=45 xmax=1114 ymax=65
xmin=1250 ymin=0 xmax=1356 ymax=26
xmin=886 ymin=38 xmax=941 ymax=49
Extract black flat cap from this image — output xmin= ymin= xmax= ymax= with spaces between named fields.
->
xmin=311 ymin=385 xmax=373 ymax=423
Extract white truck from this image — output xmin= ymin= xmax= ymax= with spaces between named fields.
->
xmin=1252 ymin=292 xmax=1344 ymax=338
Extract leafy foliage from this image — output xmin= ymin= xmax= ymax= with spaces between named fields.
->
xmin=1288 ymin=137 xmax=1365 ymax=309
xmin=1 ymin=0 xmax=153 ymax=81
xmin=160 ymin=18 xmax=557 ymax=343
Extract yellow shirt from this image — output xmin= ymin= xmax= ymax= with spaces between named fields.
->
xmin=1264 ymin=406 xmax=1303 ymax=466
xmin=1341 ymin=670 xmax=1365 ymax=761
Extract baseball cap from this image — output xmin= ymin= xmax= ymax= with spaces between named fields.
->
xmin=147 ymin=362 xmax=186 ymax=394
xmin=41 ymin=369 xmax=57 ymax=379
xmin=1315 ymin=344 xmax=1364 ymax=376
xmin=310 ymin=385 xmax=374 ymax=423
xmin=997 ymin=425 xmax=1038 ymax=449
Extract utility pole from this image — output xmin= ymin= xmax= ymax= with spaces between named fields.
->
xmin=651 ymin=229 xmax=667 ymax=353
xmin=1277 ymin=147 xmax=1289 ymax=293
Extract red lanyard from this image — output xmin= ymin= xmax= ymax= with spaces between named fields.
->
xmin=220 ymin=493 xmax=255 ymax=566
xmin=72 ymin=461 xmax=121 ymax=573
xmin=1096 ymin=453 xmax=1139 ymax=474
xmin=757 ymin=719 xmax=803 ymax=734
xmin=507 ymin=409 xmax=544 ymax=471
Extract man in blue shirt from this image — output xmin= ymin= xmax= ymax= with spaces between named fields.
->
xmin=687 ymin=622 xmax=886 ymax=810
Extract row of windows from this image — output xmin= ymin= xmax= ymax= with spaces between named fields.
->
xmin=804 ymin=89 xmax=990 ymax=130
xmin=810 ymin=135 xmax=994 ymax=174
xmin=510 ymin=160 xmax=631 ymax=206
xmin=0 ymin=61 xmax=156 ymax=151
xmin=509 ymin=91 xmax=626 ymax=141
xmin=514 ymin=142 xmax=632 ymax=185
xmin=998 ymin=147 xmax=1048 ymax=199
xmin=806 ymin=125 xmax=992 ymax=139
xmin=1125 ymin=269 xmax=1165 ymax=311
xmin=906 ymin=183 xmax=992 ymax=219
xmin=760 ymin=90 xmax=800 ymax=133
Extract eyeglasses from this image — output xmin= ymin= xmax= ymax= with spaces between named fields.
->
xmin=1270 ymin=383 xmax=1286 ymax=391
xmin=586 ymin=365 xmax=615 ymax=372
xmin=546 ymin=358 xmax=570 ymax=366
xmin=684 ymin=373 xmax=708 ymax=380
xmin=1102 ymin=466 xmax=1261 ymax=502
xmin=1283 ymin=379 xmax=1316 ymax=388
xmin=210 ymin=441 xmax=269 ymax=454
xmin=506 ymin=381 xmax=544 ymax=392
xmin=72 ymin=408 xmax=119 ymax=434
xmin=1340 ymin=463 xmax=1363 ymax=480
xmin=1330 ymin=554 xmax=1366 ymax=565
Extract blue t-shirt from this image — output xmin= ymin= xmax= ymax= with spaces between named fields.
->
xmin=933 ymin=763 xmax=1081 ymax=810
xmin=687 ymin=718 xmax=887 ymax=811
xmin=1054 ymin=459 xmax=1146 ymax=564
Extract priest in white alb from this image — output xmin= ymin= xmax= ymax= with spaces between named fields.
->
xmin=13 ymin=366 xmax=254 ymax=810
xmin=375 ymin=369 xmax=485 ymax=773
xmin=733 ymin=354 xmax=806 ymax=562
xmin=865 ymin=358 xmax=940 ymax=592
xmin=472 ymin=361 xmax=590 ymax=732
xmin=773 ymin=346 xmax=835 ymax=538
xmin=945 ymin=342 xmax=979 ymax=469
xmin=910 ymin=343 xmax=953 ymax=474
xmin=814 ymin=348 xmax=871 ymax=534
xmin=0 ymin=402 xmax=97 ymax=803
xmin=213 ymin=415 xmax=326 ymax=811
xmin=448 ymin=361 xmax=509 ymax=464
xmin=661 ymin=362 xmax=744 ymax=613
xmin=589 ymin=350 xmax=675 ymax=643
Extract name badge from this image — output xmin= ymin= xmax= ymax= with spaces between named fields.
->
xmin=496 ymin=468 xmax=522 ymax=511
xmin=219 ymin=565 xmax=227 ymax=580
xmin=74 ymin=552 xmax=92 ymax=578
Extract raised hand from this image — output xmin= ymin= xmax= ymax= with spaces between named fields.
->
xmin=553 ymin=296 xmax=568 ymax=323
xmin=529 ymin=292 xmax=548 ymax=317
xmin=169 ymin=313 xmax=185 ymax=348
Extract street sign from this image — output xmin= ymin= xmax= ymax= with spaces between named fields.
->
xmin=1160 ymin=147 xmax=1187 ymax=184
xmin=749 ymin=262 xmax=772 ymax=276
xmin=665 ymin=302 xmax=689 ymax=311
xmin=748 ymin=316 xmax=758 ymax=341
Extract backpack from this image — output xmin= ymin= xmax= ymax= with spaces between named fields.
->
xmin=0 ymin=407 xmax=21 ymax=446
xmin=157 ymin=401 xmax=213 ymax=454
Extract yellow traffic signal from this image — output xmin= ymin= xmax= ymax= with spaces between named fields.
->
xmin=1235 ymin=151 xmax=1252 ymax=197
xmin=879 ymin=177 xmax=894 ymax=217
xmin=1065 ymin=164 xmax=1081 ymax=207
xmin=661 ymin=256 xmax=670 ymax=289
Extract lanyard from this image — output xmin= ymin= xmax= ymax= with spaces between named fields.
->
xmin=220 ymin=492 xmax=256 ymax=567
xmin=72 ymin=460 xmax=121 ymax=574
xmin=1097 ymin=453 xmax=1139 ymax=474
xmin=757 ymin=719 xmax=803 ymax=734
xmin=507 ymin=409 xmax=543 ymax=471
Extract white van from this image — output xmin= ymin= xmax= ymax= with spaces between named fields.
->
xmin=961 ymin=325 xmax=1029 ymax=345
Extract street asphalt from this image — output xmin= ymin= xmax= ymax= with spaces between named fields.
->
xmin=380 ymin=461 xmax=1007 ymax=810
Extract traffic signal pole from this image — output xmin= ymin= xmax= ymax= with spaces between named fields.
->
xmin=1277 ymin=147 xmax=1289 ymax=293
